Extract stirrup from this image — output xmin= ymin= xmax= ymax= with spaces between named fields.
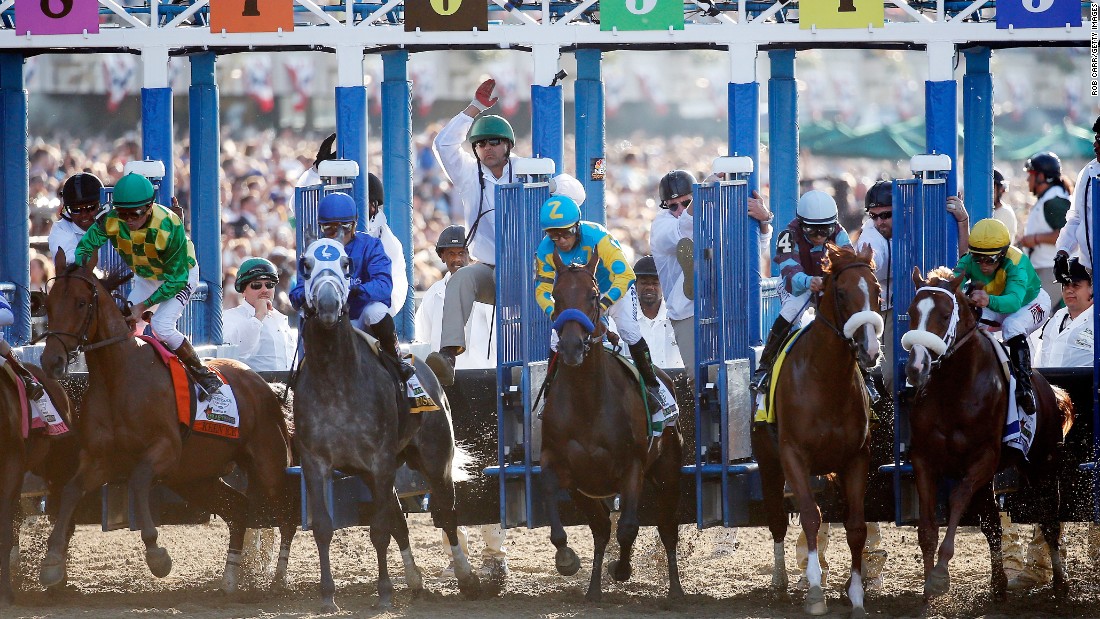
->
xmin=22 ymin=378 xmax=45 ymax=402
xmin=195 ymin=373 xmax=224 ymax=400
xmin=750 ymin=370 xmax=770 ymax=394
xmin=866 ymin=381 xmax=881 ymax=405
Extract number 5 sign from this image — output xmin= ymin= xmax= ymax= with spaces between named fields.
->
xmin=997 ymin=0 xmax=1081 ymax=29
xmin=16 ymin=0 xmax=98 ymax=35
xmin=600 ymin=0 xmax=683 ymax=31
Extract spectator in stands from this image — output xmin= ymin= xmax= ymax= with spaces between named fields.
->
xmin=1019 ymin=152 xmax=1072 ymax=307
xmin=222 ymin=258 xmax=296 ymax=372
xmin=633 ymin=255 xmax=682 ymax=369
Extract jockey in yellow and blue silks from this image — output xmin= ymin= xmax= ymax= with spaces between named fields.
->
xmin=534 ymin=195 xmax=664 ymax=393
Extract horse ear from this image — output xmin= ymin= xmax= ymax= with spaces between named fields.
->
xmin=857 ymin=243 xmax=874 ymax=263
xmin=911 ymin=265 xmax=924 ymax=288
xmin=54 ymin=247 xmax=67 ymax=273
xmin=552 ymin=250 xmax=565 ymax=271
xmin=585 ymin=249 xmax=599 ymax=274
xmin=948 ymin=273 xmax=965 ymax=292
xmin=84 ymin=248 xmax=99 ymax=272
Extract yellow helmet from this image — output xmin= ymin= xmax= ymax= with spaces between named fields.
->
xmin=968 ymin=218 xmax=1011 ymax=255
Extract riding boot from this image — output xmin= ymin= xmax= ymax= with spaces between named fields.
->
xmin=1006 ymin=335 xmax=1036 ymax=415
xmin=627 ymin=339 xmax=661 ymax=390
xmin=860 ymin=367 xmax=882 ymax=406
xmin=373 ymin=314 xmax=416 ymax=382
xmin=173 ymin=340 xmax=224 ymax=399
xmin=751 ymin=316 xmax=793 ymax=393
xmin=1 ymin=348 xmax=45 ymax=401
xmin=426 ymin=347 xmax=460 ymax=387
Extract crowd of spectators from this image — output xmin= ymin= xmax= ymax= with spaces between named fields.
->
xmin=25 ymin=128 xmax=1060 ymax=317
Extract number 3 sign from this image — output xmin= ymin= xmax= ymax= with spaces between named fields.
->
xmin=997 ymin=0 xmax=1082 ymax=29
xmin=16 ymin=0 xmax=98 ymax=35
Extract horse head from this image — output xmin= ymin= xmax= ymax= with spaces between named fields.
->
xmin=40 ymin=248 xmax=115 ymax=379
xmin=301 ymin=239 xmax=352 ymax=329
xmin=902 ymin=266 xmax=970 ymax=390
xmin=550 ymin=250 xmax=602 ymax=367
xmin=820 ymin=243 xmax=883 ymax=371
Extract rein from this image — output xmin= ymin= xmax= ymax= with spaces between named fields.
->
xmin=551 ymin=265 xmax=605 ymax=357
xmin=814 ymin=260 xmax=880 ymax=363
xmin=35 ymin=272 xmax=132 ymax=367
xmin=903 ymin=285 xmax=980 ymax=372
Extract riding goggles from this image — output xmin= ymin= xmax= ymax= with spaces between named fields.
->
xmin=115 ymin=207 xmax=150 ymax=222
xmin=801 ymin=224 xmax=834 ymax=238
xmin=969 ymin=252 xmax=1003 ymax=265
xmin=320 ymin=221 xmax=355 ymax=237
xmin=664 ymin=197 xmax=692 ymax=211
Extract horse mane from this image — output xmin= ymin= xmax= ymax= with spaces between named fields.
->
xmin=925 ymin=266 xmax=956 ymax=285
xmin=822 ymin=244 xmax=874 ymax=274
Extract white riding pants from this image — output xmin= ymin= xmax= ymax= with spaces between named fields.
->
xmin=128 ymin=267 xmax=199 ymax=350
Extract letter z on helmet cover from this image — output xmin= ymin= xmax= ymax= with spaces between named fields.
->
xmin=540 ymin=195 xmax=581 ymax=230
xmin=797 ymin=190 xmax=839 ymax=225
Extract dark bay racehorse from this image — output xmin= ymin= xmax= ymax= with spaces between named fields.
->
xmin=752 ymin=244 xmax=881 ymax=617
xmin=540 ymin=251 xmax=684 ymax=602
xmin=903 ymin=267 xmax=1074 ymax=602
xmin=37 ymin=250 xmax=298 ymax=593
xmin=0 ymin=360 xmax=78 ymax=606
xmin=294 ymin=245 xmax=479 ymax=612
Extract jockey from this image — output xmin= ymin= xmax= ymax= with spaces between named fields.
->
xmin=73 ymin=172 xmax=224 ymax=398
xmin=48 ymin=172 xmax=106 ymax=261
xmin=752 ymin=190 xmax=854 ymax=394
xmin=535 ymin=194 xmax=674 ymax=413
xmin=289 ymin=192 xmax=415 ymax=382
xmin=0 ymin=296 xmax=45 ymax=400
xmin=954 ymin=218 xmax=1050 ymax=418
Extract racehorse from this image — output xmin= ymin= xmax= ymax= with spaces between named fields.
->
xmin=36 ymin=249 xmax=298 ymax=594
xmin=903 ymin=266 xmax=1074 ymax=602
xmin=540 ymin=251 xmax=684 ymax=602
xmin=0 ymin=359 xmax=78 ymax=606
xmin=293 ymin=242 xmax=479 ymax=612
xmin=751 ymin=244 xmax=882 ymax=617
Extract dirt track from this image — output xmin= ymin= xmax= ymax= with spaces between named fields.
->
xmin=5 ymin=514 xmax=1100 ymax=618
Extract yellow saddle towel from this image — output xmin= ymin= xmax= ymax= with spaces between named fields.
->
xmin=754 ymin=326 xmax=808 ymax=425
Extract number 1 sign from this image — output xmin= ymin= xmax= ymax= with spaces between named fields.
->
xmin=16 ymin=0 xmax=99 ymax=36
xmin=210 ymin=0 xmax=294 ymax=33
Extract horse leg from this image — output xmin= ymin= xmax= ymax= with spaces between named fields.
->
xmin=171 ymin=479 xmax=249 ymax=593
xmin=364 ymin=467 xmax=399 ymax=609
xmin=782 ymin=450 xmax=826 ymax=616
xmin=932 ymin=454 xmax=997 ymax=599
xmin=913 ymin=457 xmax=940 ymax=602
xmin=0 ymin=454 xmax=22 ymax=606
xmin=129 ymin=458 xmax=173 ymax=578
xmin=652 ymin=430 xmax=684 ymax=599
xmin=418 ymin=452 xmax=480 ymax=598
xmin=40 ymin=458 xmax=110 ymax=588
xmin=301 ymin=452 xmax=339 ymax=613
xmin=539 ymin=463 xmax=580 ymax=578
xmin=840 ymin=457 xmax=869 ymax=618
xmin=1035 ymin=469 xmax=1068 ymax=597
xmin=383 ymin=488 xmax=425 ymax=598
xmin=569 ymin=491 xmax=611 ymax=602
xmin=974 ymin=482 xmax=1007 ymax=601
xmin=240 ymin=418 xmax=297 ymax=591
xmin=752 ymin=423 xmax=789 ymax=590
xmin=608 ymin=460 xmax=644 ymax=585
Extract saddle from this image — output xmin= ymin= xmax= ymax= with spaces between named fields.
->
xmin=137 ymin=335 xmax=241 ymax=440
xmin=350 ymin=328 xmax=439 ymax=414
xmin=2 ymin=363 xmax=70 ymax=440
xmin=754 ymin=326 xmax=808 ymax=426
xmin=605 ymin=349 xmax=677 ymax=440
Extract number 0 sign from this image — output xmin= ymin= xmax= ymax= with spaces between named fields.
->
xmin=16 ymin=0 xmax=98 ymax=36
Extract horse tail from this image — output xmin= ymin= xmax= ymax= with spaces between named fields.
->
xmin=1052 ymin=385 xmax=1075 ymax=438
xmin=450 ymin=441 xmax=475 ymax=483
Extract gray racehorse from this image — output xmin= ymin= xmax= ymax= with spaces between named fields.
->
xmin=293 ymin=242 xmax=480 ymax=611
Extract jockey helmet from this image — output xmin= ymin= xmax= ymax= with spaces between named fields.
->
xmin=435 ymin=225 xmax=467 ymax=255
xmin=968 ymin=218 xmax=1012 ymax=255
xmin=796 ymin=190 xmax=839 ymax=225
xmin=634 ymin=255 xmax=658 ymax=278
xmin=659 ymin=170 xmax=696 ymax=205
xmin=367 ymin=172 xmax=384 ymax=206
xmin=235 ymin=257 xmax=279 ymax=293
xmin=60 ymin=173 xmax=105 ymax=218
xmin=112 ymin=173 xmax=155 ymax=209
xmin=1024 ymin=151 xmax=1062 ymax=184
xmin=540 ymin=195 xmax=581 ymax=230
xmin=865 ymin=180 xmax=893 ymax=210
xmin=468 ymin=115 xmax=515 ymax=147
xmin=550 ymin=173 xmax=586 ymax=206
xmin=993 ymin=168 xmax=1007 ymax=188
xmin=317 ymin=192 xmax=357 ymax=223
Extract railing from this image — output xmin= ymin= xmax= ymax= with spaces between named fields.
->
xmin=759 ymin=276 xmax=781 ymax=337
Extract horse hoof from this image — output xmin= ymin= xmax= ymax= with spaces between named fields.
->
xmin=39 ymin=552 xmax=67 ymax=588
xmin=805 ymin=584 xmax=828 ymax=616
xmin=146 ymin=547 xmax=173 ymax=578
xmin=555 ymin=547 xmax=580 ymax=576
xmin=585 ymin=588 xmax=602 ymax=603
xmin=320 ymin=599 xmax=340 ymax=614
xmin=0 ymin=586 xmax=13 ymax=607
xmin=668 ymin=584 xmax=685 ymax=600
xmin=607 ymin=559 xmax=632 ymax=582
xmin=458 ymin=572 xmax=483 ymax=600
xmin=850 ymin=607 xmax=867 ymax=619
xmin=926 ymin=565 xmax=949 ymax=596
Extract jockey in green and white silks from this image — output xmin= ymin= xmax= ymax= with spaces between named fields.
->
xmin=534 ymin=194 xmax=678 ymax=427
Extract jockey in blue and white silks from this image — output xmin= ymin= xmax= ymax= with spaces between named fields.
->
xmin=0 ymin=296 xmax=45 ymax=400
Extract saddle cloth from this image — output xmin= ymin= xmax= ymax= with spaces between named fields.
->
xmin=3 ymin=364 xmax=70 ymax=439
xmin=754 ymin=326 xmax=809 ymax=426
xmin=601 ymin=344 xmax=679 ymax=438
xmin=137 ymin=335 xmax=241 ymax=440
xmin=350 ymin=328 xmax=440 ymax=413
xmin=980 ymin=329 xmax=1036 ymax=458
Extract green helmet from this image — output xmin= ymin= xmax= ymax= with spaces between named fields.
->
xmin=235 ymin=257 xmax=279 ymax=293
xmin=112 ymin=172 xmax=155 ymax=209
xmin=468 ymin=114 xmax=515 ymax=146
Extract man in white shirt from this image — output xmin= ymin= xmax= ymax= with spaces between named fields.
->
xmin=414 ymin=225 xmax=507 ymax=578
xmin=633 ymin=255 xmax=683 ymax=369
xmin=649 ymin=170 xmax=772 ymax=369
xmin=1018 ymin=152 xmax=1072 ymax=306
xmin=48 ymin=173 xmax=105 ymax=261
xmin=1055 ymin=115 xmax=1100 ymax=273
xmin=366 ymin=172 xmax=410 ymax=318
xmin=1003 ymin=258 xmax=1091 ymax=591
xmin=993 ymin=168 xmax=1019 ymax=240
xmin=854 ymin=180 xmax=894 ymax=394
xmin=222 ymin=258 xmax=296 ymax=372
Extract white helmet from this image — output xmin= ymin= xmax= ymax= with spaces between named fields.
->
xmin=796 ymin=190 xmax=839 ymax=225
xmin=549 ymin=173 xmax=586 ymax=206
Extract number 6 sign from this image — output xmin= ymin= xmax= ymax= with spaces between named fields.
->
xmin=16 ymin=0 xmax=98 ymax=36
xmin=997 ymin=0 xmax=1081 ymax=29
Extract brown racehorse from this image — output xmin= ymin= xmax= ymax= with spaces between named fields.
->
xmin=540 ymin=251 xmax=684 ymax=602
xmin=36 ymin=250 xmax=298 ymax=593
xmin=751 ymin=244 xmax=881 ymax=618
xmin=903 ymin=267 xmax=1074 ymax=603
xmin=0 ymin=359 xmax=78 ymax=606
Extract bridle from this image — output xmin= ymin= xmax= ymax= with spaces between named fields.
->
xmin=814 ymin=260 xmax=884 ymax=367
xmin=900 ymin=284 xmax=980 ymax=373
xmin=550 ymin=264 xmax=606 ymax=357
xmin=35 ymin=271 xmax=132 ymax=368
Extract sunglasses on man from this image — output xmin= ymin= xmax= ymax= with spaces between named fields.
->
xmin=116 ymin=207 xmax=149 ymax=222
xmin=68 ymin=202 xmax=100 ymax=216
xmin=664 ymin=197 xmax=692 ymax=211
xmin=249 ymin=281 xmax=277 ymax=290
xmin=867 ymin=210 xmax=893 ymax=222
xmin=474 ymin=138 xmax=506 ymax=149
xmin=546 ymin=227 xmax=577 ymax=241
xmin=320 ymin=221 xmax=355 ymax=236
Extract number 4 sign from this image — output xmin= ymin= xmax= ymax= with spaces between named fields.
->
xmin=16 ymin=0 xmax=99 ymax=36
xmin=997 ymin=0 xmax=1082 ymax=29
